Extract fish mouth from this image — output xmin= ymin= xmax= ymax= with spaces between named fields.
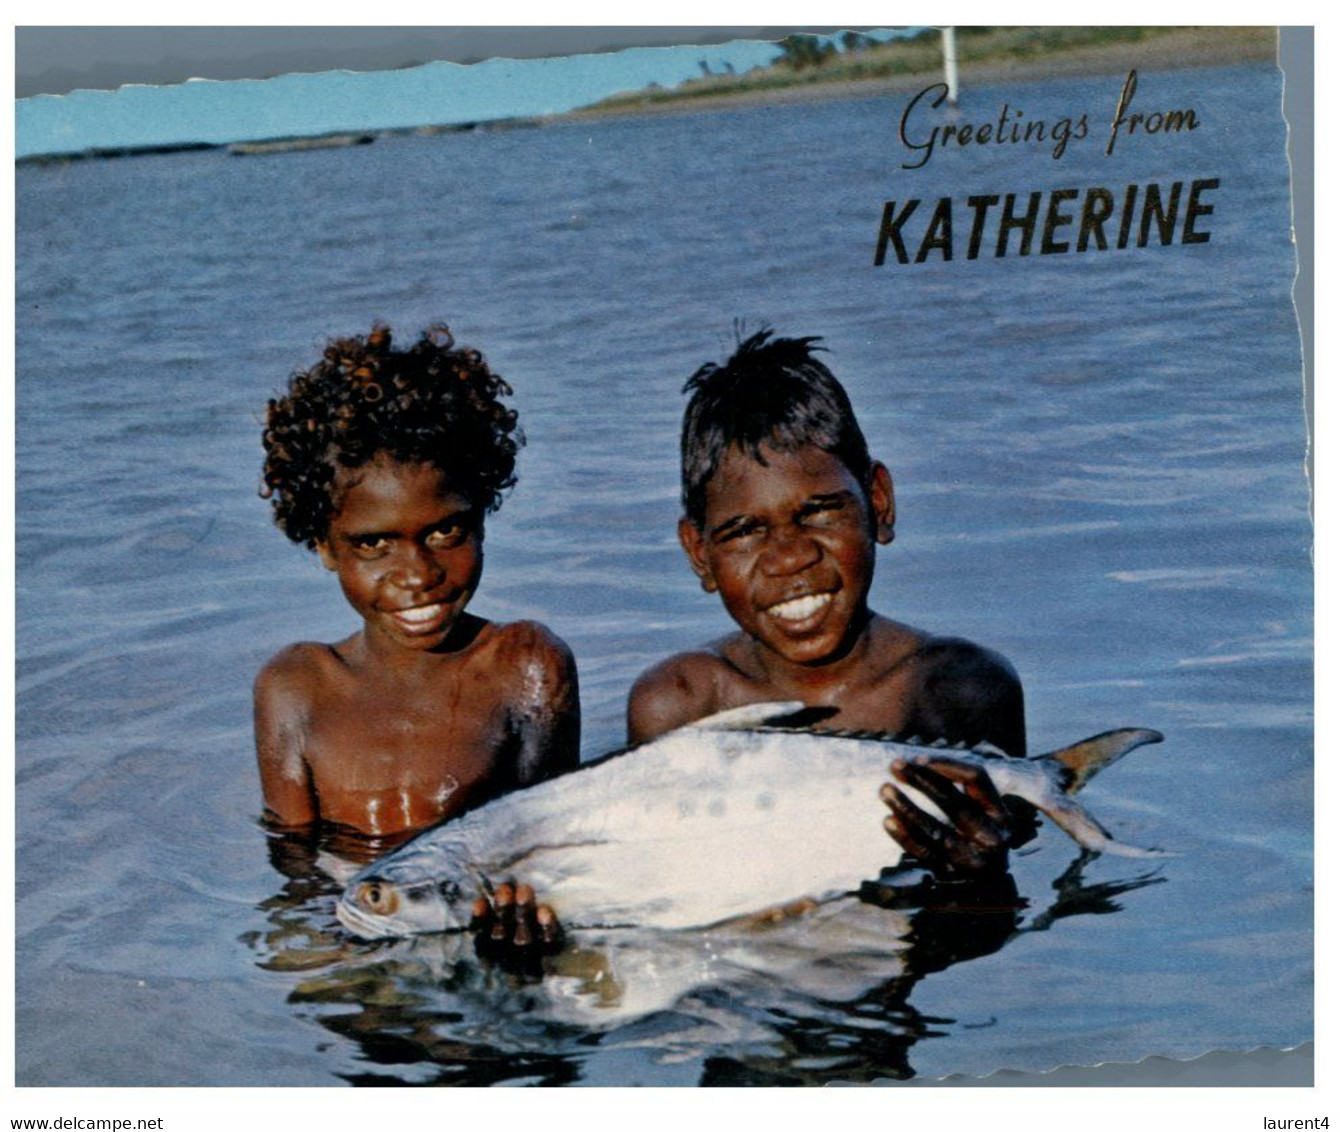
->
xmin=764 ymin=590 xmax=836 ymax=625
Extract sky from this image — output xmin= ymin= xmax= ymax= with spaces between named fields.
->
xmin=15 ymin=27 xmax=908 ymax=158
xmin=15 ymin=27 xmax=856 ymax=97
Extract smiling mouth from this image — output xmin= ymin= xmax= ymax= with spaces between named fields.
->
xmin=766 ymin=592 xmax=835 ymax=623
xmin=388 ymin=602 xmax=448 ymax=629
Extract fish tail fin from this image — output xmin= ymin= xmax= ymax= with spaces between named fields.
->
xmin=1044 ymin=728 xmax=1164 ymax=794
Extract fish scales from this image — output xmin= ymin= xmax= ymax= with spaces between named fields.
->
xmin=336 ymin=702 xmax=1165 ymax=940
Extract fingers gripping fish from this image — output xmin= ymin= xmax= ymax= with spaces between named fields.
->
xmin=336 ymin=702 xmax=1166 ymax=939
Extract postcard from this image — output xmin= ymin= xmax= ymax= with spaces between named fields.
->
xmin=12 ymin=25 xmax=1312 ymax=1097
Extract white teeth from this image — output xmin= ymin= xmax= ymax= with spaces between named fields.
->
xmin=393 ymin=603 xmax=445 ymax=625
xmin=767 ymin=593 xmax=833 ymax=622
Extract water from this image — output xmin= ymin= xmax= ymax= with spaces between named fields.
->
xmin=15 ymin=61 xmax=1310 ymax=1086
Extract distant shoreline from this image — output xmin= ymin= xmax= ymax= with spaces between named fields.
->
xmin=16 ymin=27 xmax=1275 ymax=166
xmin=568 ymin=27 xmax=1276 ymax=122
xmin=14 ymin=119 xmax=534 ymax=166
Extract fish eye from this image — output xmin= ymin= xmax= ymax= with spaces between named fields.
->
xmin=355 ymin=879 xmax=400 ymax=917
xmin=438 ymin=880 xmax=461 ymax=903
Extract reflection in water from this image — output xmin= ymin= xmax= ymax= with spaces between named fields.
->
xmin=713 ymin=858 xmax=1167 ymax=1085
xmin=243 ymin=827 xmax=1164 ymax=1085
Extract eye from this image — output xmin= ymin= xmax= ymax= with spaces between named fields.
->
xmin=437 ymin=880 xmax=461 ymax=903
xmin=715 ymin=520 xmax=764 ymax=546
xmin=425 ymin=522 xmax=469 ymax=550
xmin=799 ymin=498 xmax=852 ymax=527
xmin=349 ymin=536 xmax=391 ymax=559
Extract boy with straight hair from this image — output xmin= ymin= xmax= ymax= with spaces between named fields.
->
xmin=629 ymin=329 xmax=1031 ymax=878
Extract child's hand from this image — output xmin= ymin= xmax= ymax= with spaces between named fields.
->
xmin=879 ymin=757 xmax=1021 ymax=880
xmin=469 ymin=881 xmax=564 ymax=958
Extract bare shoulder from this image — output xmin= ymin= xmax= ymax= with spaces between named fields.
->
xmin=487 ymin=618 xmax=571 ymax=656
xmin=487 ymin=621 xmax=581 ymax=782
xmin=627 ymin=646 xmax=732 ymax=744
xmin=253 ymin=643 xmax=336 ymax=748
xmin=483 ymin=619 xmax=578 ymax=708
xmin=913 ymin=634 xmax=1021 ymax=689
xmin=253 ymin=643 xmax=337 ymax=827
xmin=907 ymin=634 xmax=1026 ymax=756
xmin=485 ymin=619 xmax=575 ymax=675
xmin=254 ymin=642 xmax=338 ymax=711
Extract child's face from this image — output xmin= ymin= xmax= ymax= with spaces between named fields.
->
xmin=679 ymin=443 xmax=894 ymax=668
xmin=317 ymin=455 xmax=483 ymax=651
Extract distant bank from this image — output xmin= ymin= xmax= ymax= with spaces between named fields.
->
xmin=17 ymin=27 xmax=1274 ymax=166
xmin=15 ymin=118 xmax=543 ymax=166
xmin=572 ymin=26 xmax=1276 ymax=120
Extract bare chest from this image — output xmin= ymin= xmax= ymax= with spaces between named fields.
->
xmin=719 ymin=660 xmax=922 ymax=734
xmin=305 ymin=677 xmax=513 ymax=836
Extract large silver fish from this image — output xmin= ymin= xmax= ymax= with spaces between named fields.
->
xmin=336 ymin=702 xmax=1165 ymax=939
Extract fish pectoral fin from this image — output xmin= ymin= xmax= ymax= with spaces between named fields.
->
xmin=1045 ymin=728 xmax=1165 ymax=794
xmin=734 ymin=897 xmax=824 ymax=930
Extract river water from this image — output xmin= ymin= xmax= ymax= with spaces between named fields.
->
xmin=15 ymin=60 xmax=1310 ymax=1085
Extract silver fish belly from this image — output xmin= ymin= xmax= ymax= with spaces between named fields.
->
xmin=336 ymin=702 xmax=1165 ymax=939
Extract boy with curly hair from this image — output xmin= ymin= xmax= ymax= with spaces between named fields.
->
xmin=256 ymin=324 xmax=576 ymax=942
xmin=629 ymin=329 xmax=1033 ymax=882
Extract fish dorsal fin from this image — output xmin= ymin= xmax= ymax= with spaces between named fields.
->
xmin=684 ymin=701 xmax=809 ymax=732
xmin=1044 ymin=728 xmax=1165 ymax=793
xmin=807 ymin=726 xmax=975 ymax=749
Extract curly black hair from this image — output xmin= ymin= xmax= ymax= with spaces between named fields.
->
xmin=680 ymin=327 xmax=872 ymax=528
xmin=261 ymin=323 xmax=522 ymax=549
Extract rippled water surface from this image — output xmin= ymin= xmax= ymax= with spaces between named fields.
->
xmin=15 ymin=61 xmax=1310 ymax=1085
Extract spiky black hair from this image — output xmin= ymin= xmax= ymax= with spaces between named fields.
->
xmin=680 ymin=328 xmax=872 ymax=526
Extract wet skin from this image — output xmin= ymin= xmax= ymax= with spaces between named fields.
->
xmin=628 ymin=444 xmax=1028 ymax=879
xmin=254 ymin=455 xmax=580 ymax=847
